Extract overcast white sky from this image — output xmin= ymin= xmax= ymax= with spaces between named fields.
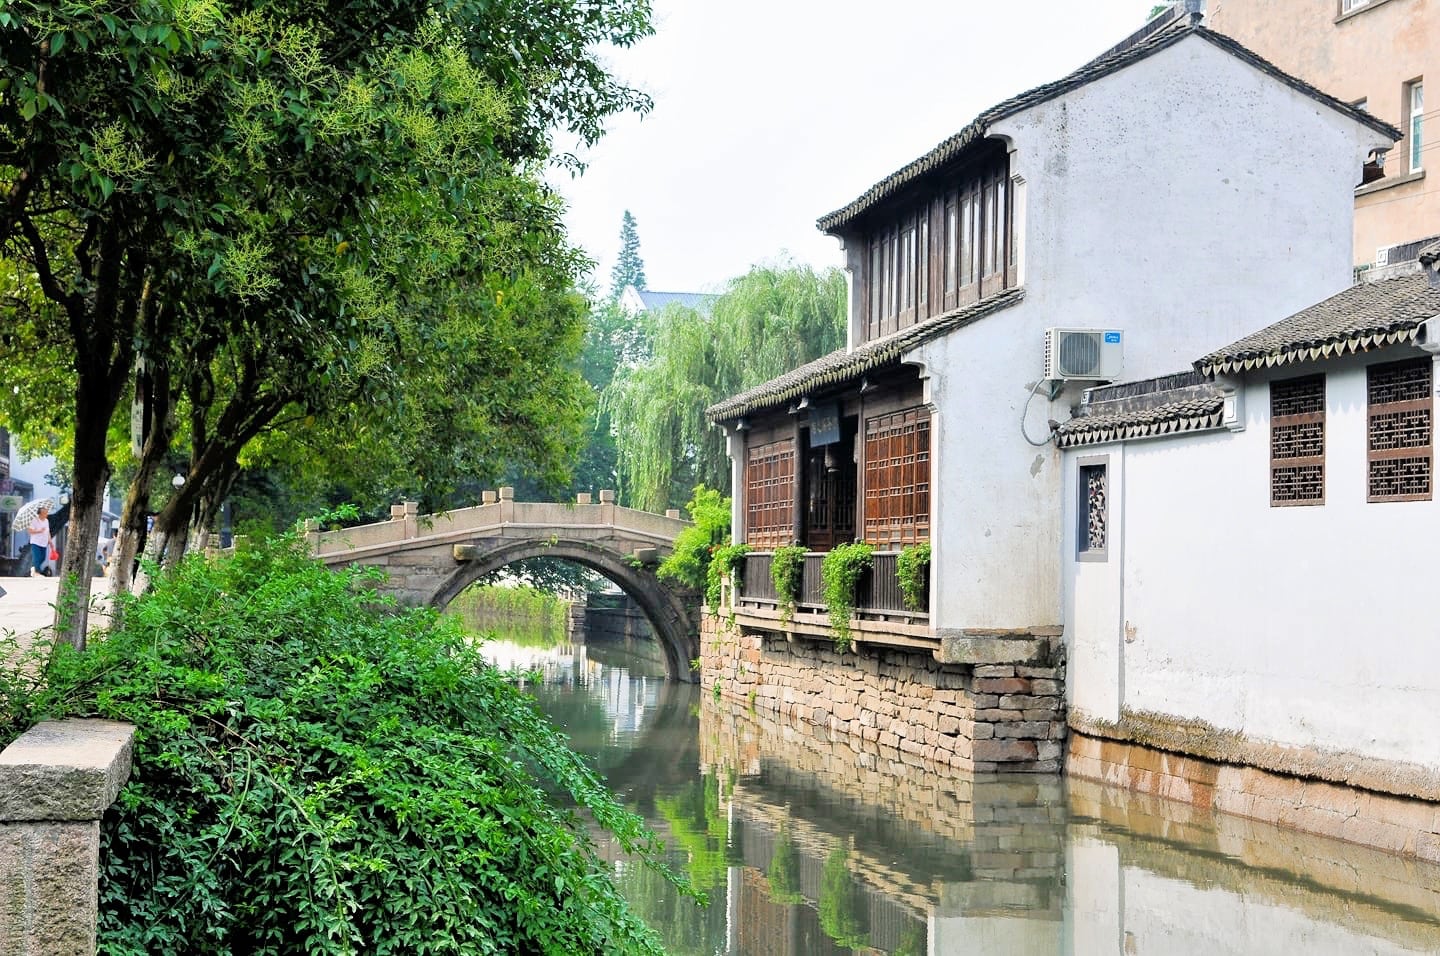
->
xmin=551 ymin=1 xmax=1160 ymax=294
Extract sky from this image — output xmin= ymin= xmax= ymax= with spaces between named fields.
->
xmin=550 ymin=0 xmax=1163 ymax=294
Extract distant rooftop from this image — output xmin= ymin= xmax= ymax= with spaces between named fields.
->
xmin=619 ymin=286 xmax=716 ymax=314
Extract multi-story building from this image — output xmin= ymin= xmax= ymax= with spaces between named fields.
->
xmin=1205 ymin=0 xmax=1437 ymax=267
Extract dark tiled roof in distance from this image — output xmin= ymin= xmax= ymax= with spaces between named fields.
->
xmin=1197 ymin=275 xmax=1440 ymax=376
xmin=636 ymin=290 xmax=716 ymax=313
xmin=1055 ymin=398 xmax=1225 ymax=448
xmin=706 ymin=288 xmax=1026 ymax=423
xmin=815 ymin=22 xmax=1397 ymax=235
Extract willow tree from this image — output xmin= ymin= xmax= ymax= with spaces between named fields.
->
xmin=0 ymin=0 xmax=652 ymax=641
xmin=604 ymin=262 xmax=846 ymax=512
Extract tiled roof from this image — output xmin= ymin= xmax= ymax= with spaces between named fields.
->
xmin=706 ymin=288 xmax=1025 ymax=423
xmin=636 ymin=290 xmax=716 ymax=313
xmin=815 ymin=22 xmax=1397 ymax=235
xmin=1055 ymin=398 xmax=1225 ymax=448
xmin=1197 ymin=274 xmax=1440 ymax=376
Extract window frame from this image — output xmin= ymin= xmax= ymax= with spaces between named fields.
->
xmin=1076 ymin=456 xmax=1109 ymax=562
xmin=1367 ymin=358 xmax=1433 ymax=503
xmin=861 ymin=406 xmax=931 ymax=547
xmin=1408 ymin=80 xmax=1424 ymax=174
xmin=1340 ymin=0 xmax=1369 ymax=12
xmin=1269 ymin=374 xmax=1327 ymax=508
xmin=745 ymin=437 xmax=797 ymax=547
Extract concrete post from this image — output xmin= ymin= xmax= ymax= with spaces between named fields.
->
xmin=403 ymin=501 xmax=418 ymax=539
xmin=0 ymin=719 xmax=135 ymax=956
xmin=665 ymin=509 xmax=681 ymax=520
xmin=599 ymin=489 xmax=616 ymax=526
xmin=481 ymin=490 xmax=498 ymax=505
xmin=498 ymin=486 xmax=515 ymax=523
xmin=302 ymin=518 xmax=320 ymax=554
xmin=576 ymin=493 xmax=593 ymax=505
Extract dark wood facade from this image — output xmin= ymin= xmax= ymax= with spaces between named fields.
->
xmin=851 ymin=141 xmax=1016 ymax=344
xmin=738 ymin=371 xmax=929 ymax=551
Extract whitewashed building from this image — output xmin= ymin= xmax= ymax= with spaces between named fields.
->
xmin=1061 ymin=256 xmax=1440 ymax=803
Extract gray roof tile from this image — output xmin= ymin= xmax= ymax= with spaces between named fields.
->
xmin=1055 ymin=397 xmax=1225 ymax=448
xmin=706 ymin=288 xmax=1025 ymax=423
xmin=816 ymin=23 xmax=1397 ymax=235
xmin=1197 ymin=274 xmax=1440 ymax=376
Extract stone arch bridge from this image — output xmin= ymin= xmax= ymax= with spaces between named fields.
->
xmin=308 ymin=490 xmax=699 ymax=681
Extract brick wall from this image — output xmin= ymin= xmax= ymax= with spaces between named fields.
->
xmin=700 ymin=616 xmax=1066 ymax=772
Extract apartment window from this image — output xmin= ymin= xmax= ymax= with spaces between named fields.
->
xmin=1340 ymin=0 xmax=1369 ymax=12
xmin=1409 ymin=81 xmax=1424 ymax=173
xmin=1367 ymin=358 xmax=1432 ymax=502
xmin=1076 ymin=458 xmax=1108 ymax=561
xmin=1270 ymin=375 xmax=1326 ymax=506
xmin=863 ymin=407 xmax=930 ymax=546
xmin=746 ymin=438 xmax=796 ymax=547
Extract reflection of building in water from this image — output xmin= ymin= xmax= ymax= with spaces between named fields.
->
xmin=700 ymin=700 xmax=1440 ymax=956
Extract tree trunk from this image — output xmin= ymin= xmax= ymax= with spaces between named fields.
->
xmin=110 ymin=362 xmax=173 ymax=601
xmin=53 ymin=398 xmax=111 ymax=651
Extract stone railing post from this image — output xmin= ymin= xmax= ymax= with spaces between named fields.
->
xmin=599 ymin=489 xmax=616 ymax=526
xmin=0 ymin=719 xmax=135 ymax=956
xmin=403 ymin=500 xmax=418 ymax=539
xmin=498 ymin=486 xmax=515 ymax=523
xmin=576 ymin=492 xmax=593 ymax=505
xmin=303 ymin=518 xmax=320 ymax=553
xmin=481 ymin=490 xmax=498 ymax=506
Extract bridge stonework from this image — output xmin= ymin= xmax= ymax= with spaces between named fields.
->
xmin=308 ymin=493 xmax=700 ymax=682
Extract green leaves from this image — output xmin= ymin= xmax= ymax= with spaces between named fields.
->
xmin=821 ymin=541 xmax=874 ymax=650
xmin=2 ymin=536 xmax=684 ymax=953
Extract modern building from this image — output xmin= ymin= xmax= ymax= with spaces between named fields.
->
xmin=617 ymin=286 xmax=716 ymax=315
xmin=1204 ymin=0 xmax=1437 ymax=269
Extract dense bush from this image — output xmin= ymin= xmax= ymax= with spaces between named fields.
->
xmin=657 ymin=486 xmax=731 ymax=592
xmin=1 ymin=537 xmax=686 ymax=954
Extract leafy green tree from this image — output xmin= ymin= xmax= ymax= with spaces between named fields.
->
xmin=609 ymin=209 xmax=647 ymax=299
xmin=0 ymin=0 xmax=653 ymax=641
xmin=604 ymin=262 xmax=846 ymax=511
xmin=1 ymin=535 xmax=688 ymax=953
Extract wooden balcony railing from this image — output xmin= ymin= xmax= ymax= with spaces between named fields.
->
xmin=735 ymin=550 xmax=928 ymax=623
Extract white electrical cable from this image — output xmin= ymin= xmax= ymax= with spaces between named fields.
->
xmin=1020 ymin=378 xmax=1055 ymax=447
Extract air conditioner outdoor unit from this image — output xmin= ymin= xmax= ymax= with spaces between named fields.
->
xmin=1044 ymin=328 xmax=1124 ymax=381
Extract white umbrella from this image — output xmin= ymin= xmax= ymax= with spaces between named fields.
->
xmin=12 ymin=496 xmax=56 ymax=531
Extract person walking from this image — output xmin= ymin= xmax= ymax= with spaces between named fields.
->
xmin=26 ymin=504 xmax=52 ymax=577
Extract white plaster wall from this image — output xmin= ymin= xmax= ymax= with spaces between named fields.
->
xmin=1068 ymin=347 xmax=1440 ymax=770
xmin=913 ymin=33 xmax=1386 ymax=632
xmin=989 ymin=35 xmax=1390 ymax=373
xmin=1061 ymin=446 xmax=1125 ymax=724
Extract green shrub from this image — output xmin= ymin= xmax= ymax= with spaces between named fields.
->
xmin=820 ymin=542 xmax=873 ymax=650
xmin=895 ymin=541 xmax=931 ymax=612
xmin=3 ymin=536 xmax=688 ymax=955
xmin=657 ymin=486 xmax=731 ymax=592
xmin=705 ymin=543 xmax=750 ymax=614
xmin=769 ymin=545 xmax=807 ymax=627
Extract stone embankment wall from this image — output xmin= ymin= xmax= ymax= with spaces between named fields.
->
xmin=700 ymin=616 xmax=1066 ymax=772
xmin=1068 ymin=731 xmax=1440 ymax=864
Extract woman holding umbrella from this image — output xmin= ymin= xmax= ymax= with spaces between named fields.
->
xmin=15 ymin=498 xmax=54 ymax=577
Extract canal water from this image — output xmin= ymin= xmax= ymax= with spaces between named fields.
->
xmin=470 ymin=622 xmax=1440 ymax=955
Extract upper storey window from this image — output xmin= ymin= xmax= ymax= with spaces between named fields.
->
xmin=860 ymin=145 xmax=1014 ymax=343
xmin=1409 ymin=80 xmax=1424 ymax=174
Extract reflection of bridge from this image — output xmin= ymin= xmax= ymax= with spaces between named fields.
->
xmin=308 ymin=490 xmax=699 ymax=681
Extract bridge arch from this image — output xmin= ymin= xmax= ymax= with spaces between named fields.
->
xmin=430 ymin=538 xmax=699 ymax=683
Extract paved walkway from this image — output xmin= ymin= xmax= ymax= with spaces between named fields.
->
xmin=0 ymin=577 xmax=112 ymax=663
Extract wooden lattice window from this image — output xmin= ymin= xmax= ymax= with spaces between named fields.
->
xmin=863 ymin=408 xmax=930 ymax=546
xmin=1270 ymin=375 xmax=1325 ymax=506
xmin=745 ymin=438 xmax=796 ymax=547
xmin=1368 ymin=358 xmax=1432 ymax=502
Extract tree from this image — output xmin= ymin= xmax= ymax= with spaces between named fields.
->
xmin=0 ymin=0 xmax=654 ymax=642
xmin=609 ymin=209 xmax=647 ymax=299
xmin=604 ymin=262 xmax=846 ymax=512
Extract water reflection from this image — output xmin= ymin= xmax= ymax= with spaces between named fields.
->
xmin=477 ymin=632 xmax=1440 ymax=956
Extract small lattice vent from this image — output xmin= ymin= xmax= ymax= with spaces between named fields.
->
xmin=1270 ymin=375 xmax=1325 ymax=506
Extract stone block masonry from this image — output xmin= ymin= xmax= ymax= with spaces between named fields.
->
xmin=700 ymin=615 xmax=1066 ymax=773
xmin=0 ymin=719 xmax=135 ymax=956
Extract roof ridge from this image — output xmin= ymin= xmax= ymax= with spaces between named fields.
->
xmin=815 ymin=22 xmax=1397 ymax=235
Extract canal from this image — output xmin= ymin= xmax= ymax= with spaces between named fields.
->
xmin=471 ymin=620 xmax=1440 ymax=955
